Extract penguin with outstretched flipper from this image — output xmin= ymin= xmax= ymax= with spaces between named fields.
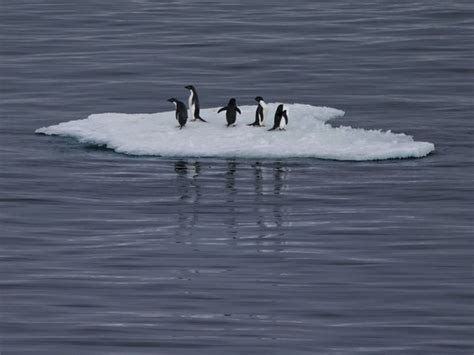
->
xmin=217 ymin=98 xmax=241 ymax=127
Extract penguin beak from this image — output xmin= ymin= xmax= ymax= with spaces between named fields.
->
xmin=185 ymin=86 xmax=191 ymax=90
xmin=167 ymin=98 xmax=174 ymax=102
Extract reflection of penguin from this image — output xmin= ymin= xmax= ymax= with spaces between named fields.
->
xmin=268 ymin=104 xmax=288 ymax=131
xmin=218 ymin=98 xmax=241 ymax=127
xmin=174 ymin=160 xmax=188 ymax=174
xmin=185 ymin=85 xmax=207 ymax=122
xmin=248 ymin=96 xmax=266 ymax=127
xmin=253 ymin=162 xmax=263 ymax=196
xmin=225 ymin=161 xmax=238 ymax=238
xmin=174 ymin=160 xmax=190 ymax=200
xmin=174 ymin=160 xmax=190 ymax=240
xmin=253 ymin=162 xmax=265 ymax=231
xmin=226 ymin=161 xmax=237 ymax=191
xmin=167 ymin=98 xmax=188 ymax=129
xmin=273 ymin=161 xmax=284 ymax=195
xmin=174 ymin=160 xmax=202 ymax=240
xmin=174 ymin=160 xmax=201 ymax=197
xmin=272 ymin=162 xmax=285 ymax=230
xmin=192 ymin=161 xmax=201 ymax=178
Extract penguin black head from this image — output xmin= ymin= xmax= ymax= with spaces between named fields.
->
xmin=167 ymin=98 xmax=177 ymax=103
xmin=276 ymin=104 xmax=285 ymax=113
xmin=228 ymin=98 xmax=236 ymax=105
xmin=255 ymin=96 xmax=264 ymax=102
xmin=185 ymin=85 xmax=195 ymax=91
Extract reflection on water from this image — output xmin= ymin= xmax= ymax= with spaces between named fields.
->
xmin=253 ymin=162 xmax=264 ymax=232
xmin=172 ymin=160 xmax=290 ymax=243
xmin=253 ymin=162 xmax=263 ymax=196
xmin=174 ymin=160 xmax=201 ymax=203
xmin=273 ymin=161 xmax=286 ymax=196
xmin=174 ymin=160 xmax=202 ymax=239
xmin=225 ymin=161 xmax=237 ymax=237
xmin=225 ymin=161 xmax=237 ymax=192
xmin=272 ymin=162 xmax=286 ymax=232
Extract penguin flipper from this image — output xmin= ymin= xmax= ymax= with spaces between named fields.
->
xmin=196 ymin=116 xmax=207 ymax=122
xmin=217 ymin=107 xmax=227 ymax=113
xmin=236 ymin=107 xmax=242 ymax=114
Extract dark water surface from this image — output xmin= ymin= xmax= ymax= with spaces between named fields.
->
xmin=1 ymin=0 xmax=473 ymax=354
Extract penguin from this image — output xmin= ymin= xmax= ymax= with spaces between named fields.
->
xmin=185 ymin=85 xmax=207 ymax=122
xmin=248 ymin=96 xmax=267 ymax=127
xmin=268 ymin=104 xmax=289 ymax=131
xmin=167 ymin=98 xmax=188 ymax=129
xmin=217 ymin=98 xmax=241 ymax=127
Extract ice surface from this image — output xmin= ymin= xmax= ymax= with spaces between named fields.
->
xmin=35 ymin=103 xmax=434 ymax=161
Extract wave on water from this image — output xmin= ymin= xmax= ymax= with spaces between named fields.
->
xmin=35 ymin=103 xmax=434 ymax=161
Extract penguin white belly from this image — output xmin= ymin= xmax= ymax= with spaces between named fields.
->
xmin=172 ymin=102 xmax=178 ymax=121
xmin=259 ymin=109 xmax=265 ymax=126
xmin=188 ymin=92 xmax=194 ymax=118
xmin=260 ymin=101 xmax=267 ymax=126
xmin=279 ymin=117 xmax=286 ymax=130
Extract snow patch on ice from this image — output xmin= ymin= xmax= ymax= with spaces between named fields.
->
xmin=35 ymin=103 xmax=434 ymax=161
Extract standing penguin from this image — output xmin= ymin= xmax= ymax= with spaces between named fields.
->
xmin=268 ymin=104 xmax=289 ymax=131
xmin=248 ymin=96 xmax=267 ymax=127
xmin=185 ymin=85 xmax=207 ymax=122
xmin=217 ymin=98 xmax=241 ymax=127
xmin=167 ymin=98 xmax=188 ymax=129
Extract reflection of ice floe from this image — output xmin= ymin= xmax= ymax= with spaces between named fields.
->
xmin=36 ymin=103 xmax=434 ymax=161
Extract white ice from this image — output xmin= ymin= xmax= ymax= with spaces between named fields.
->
xmin=35 ymin=103 xmax=434 ymax=161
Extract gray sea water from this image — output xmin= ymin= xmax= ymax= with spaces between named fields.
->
xmin=1 ymin=0 xmax=473 ymax=354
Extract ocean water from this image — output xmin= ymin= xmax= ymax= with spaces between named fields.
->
xmin=1 ymin=0 xmax=473 ymax=354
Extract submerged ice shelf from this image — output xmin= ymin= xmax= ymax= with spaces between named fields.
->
xmin=36 ymin=103 xmax=434 ymax=161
